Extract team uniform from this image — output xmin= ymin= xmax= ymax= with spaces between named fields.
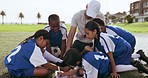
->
xmin=44 ymin=24 xmax=67 ymax=57
xmin=82 ymin=52 xmax=110 ymax=78
xmin=105 ymin=25 xmax=136 ymax=50
xmin=44 ymin=23 xmax=67 ymax=49
xmin=96 ymin=33 xmax=132 ymax=65
xmin=4 ymin=39 xmax=48 ymax=77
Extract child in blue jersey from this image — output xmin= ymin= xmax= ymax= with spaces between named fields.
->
xmin=84 ymin=21 xmax=134 ymax=78
xmin=44 ymin=14 xmax=67 ymax=59
xmin=57 ymin=48 xmax=110 ymax=78
xmin=92 ymin=18 xmax=148 ymax=65
xmin=4 ymin=29 xmax=69 ymax=77
xmin=92 ymin=18 xmax=136 ymax=52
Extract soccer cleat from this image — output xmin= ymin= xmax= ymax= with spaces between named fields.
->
xmin=136 ymin=50 xmax=148 ymax=64
xmin=131 ymin=59 xmax=148 ymax=74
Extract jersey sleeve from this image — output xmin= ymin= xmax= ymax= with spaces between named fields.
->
xmin=44 ymin=25 xmax=50 ymax=32
xmin=30 ymin=44 xmax=48 ymax=67
xmin=60 ymin=25 xmax=68 ymax=40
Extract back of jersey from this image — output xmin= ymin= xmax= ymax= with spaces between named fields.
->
xmin=82 ymin=52 xmax=110 ymax=78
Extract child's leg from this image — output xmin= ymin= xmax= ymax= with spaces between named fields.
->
xmin=116 ymin=65 xmax=137 ymax=72
xmin=34 ymin=67 xmax=50 ymax=76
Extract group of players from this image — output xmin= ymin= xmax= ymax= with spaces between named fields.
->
xmin=4 ymin=0 xmax=148 ymax=78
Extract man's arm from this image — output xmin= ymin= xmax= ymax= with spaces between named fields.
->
xmin=66 ymin=26 xmax=77 ymax=51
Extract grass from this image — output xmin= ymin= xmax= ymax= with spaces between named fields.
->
xmin=115 ymin=22 xmax=148 ymax=33
xmin=0 ymin=22 xmax=148 ymax=78
xmin=0 ymin=24 xmax=45 ymax=32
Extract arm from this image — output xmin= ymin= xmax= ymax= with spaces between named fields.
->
xmin=107 ymin=52 xmax=120 ymax=78
xmin=43 ymin=62 xmax=70 ymax=72
xmin=60 ymin=39 xmax=66 ymax=59
xmin=46 ymin=42 xmax=52 ymax=54
xmin=66 ymin=26 xmax=77 ymax=51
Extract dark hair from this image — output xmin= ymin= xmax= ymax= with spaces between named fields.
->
xmin=85 ymin=21 xmax=100 ymax=51
xmin=19 ymin=29 xmax=49 ymax=44
xmin=63 ymin=48 xmax=81 ymax=66
xmin=92 ymin=18 xmax=105 ymax=26
xmin=85 ymin=21 xmax=100 ymax=35
xmin=48 ymin=14 xmax=60 ymax=24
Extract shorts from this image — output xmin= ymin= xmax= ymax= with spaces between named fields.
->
xmin=8 ymin=68 xmax=34 ymax=77
xmin=71 ymin=40 xmax=93 ymax=52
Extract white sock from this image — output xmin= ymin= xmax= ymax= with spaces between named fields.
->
xmin=43 ymin=50 xmax=63 ymax=63
xmin=132 ymin=54 xmax=140 ymax=59
xmin=116 ymin=65 xmax=137 ymax=72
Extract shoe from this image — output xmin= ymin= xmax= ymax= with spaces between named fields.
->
xmin=136 ymin=50 xmax=148 ymax=64
xmin=131 ymin=59 xmax=148 ymax=74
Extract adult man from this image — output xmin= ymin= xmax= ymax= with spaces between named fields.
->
xmin=66 ymin=0 xmax=104 ymax=52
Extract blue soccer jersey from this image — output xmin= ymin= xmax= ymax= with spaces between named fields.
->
xmin=44 ymin=24 xmax=67 ymax=49
xmin=96 ymin=33 xmax=132 ymax=65
xmin=105 ymin=26 xmax=136 ymax=49
xmin=82 ymin=52 xmax=110 ymax=78
xmin=4 ymin=39 xmax=48 ymax=70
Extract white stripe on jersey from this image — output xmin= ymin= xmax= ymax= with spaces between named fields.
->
xmin=82 ymin=59 xmax=98 ymax=78
xmin=30 ymin=44 xmax=48 ymax=67
xmin=100 ymin=33 xmax=115 ymax=53
xmin=106 ymin=28 xmax=117 ymax=35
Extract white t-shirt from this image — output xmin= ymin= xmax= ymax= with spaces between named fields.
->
xmin=71 ymin=10 xmax=104 ymax=43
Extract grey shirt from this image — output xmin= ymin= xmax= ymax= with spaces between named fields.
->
xmin=71 ymin=10 xmax=104 ymax=43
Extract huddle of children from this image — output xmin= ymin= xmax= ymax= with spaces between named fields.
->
xmin=4 ymin=0 xmax=148 ymax=78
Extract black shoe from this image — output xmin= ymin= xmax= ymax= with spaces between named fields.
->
xmin=131 ymin=59 xmax=148 ymax=74
xmin=136 ymin=50 xmax=148 ymax=64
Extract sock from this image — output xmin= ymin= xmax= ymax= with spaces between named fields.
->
xmin=43 ymin=50 xmax=63 ymax=63
xmin=116 ymin=65 xmax=137 ymax=72
xmin=131 ymin=54 xmax=140 ymax=59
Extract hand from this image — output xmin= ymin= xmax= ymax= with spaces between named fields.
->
xmin=84 ymin=46 xmax=93 ymax=51
xmin=61 ymin=66 xmax=70 ymax=72
xmin=110 ymin=73 xmax=120 ymax=78
xmin=57 ymin=71 xmax=65 ymax=77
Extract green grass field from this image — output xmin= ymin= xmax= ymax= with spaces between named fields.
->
xmin=0 ymin=22 xmax=148 ymax=78
xmin=115 ymin=22 xmax=148 ymax=33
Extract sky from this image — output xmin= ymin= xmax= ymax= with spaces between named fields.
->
xmin=0 ymin=0 xmax=138 ymax=24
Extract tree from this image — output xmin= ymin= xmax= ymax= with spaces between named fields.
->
xmin=37 ymin=12 xmax=41 ymax=24
xmin=0 ymin=11 xmax=6 ymax=24
xmin=19 ymin=12 xmax=24 ymax=24
xmin=124 ymin=14 xmax=134 ymax=23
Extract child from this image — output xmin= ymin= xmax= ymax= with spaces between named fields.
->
xmin=44 ymin=14 xmax=67 ymax=59
xmin=92 ymin=18 xmax=136 ymax=52
xmin=59 ymin=48 xmax=145 ymax=78
xmin=92 ymin=18 xmax=148 ymax=64
xmin=4 ymin=29 xmax=69 ymax=77
xmin=84 ymin=21 xmax=134 ymax=78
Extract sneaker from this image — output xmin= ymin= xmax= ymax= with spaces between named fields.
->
xmin=136 ymin=50 xmax=148 ymax=64
xmin=131 ymin=59 xmax=148 ymax=74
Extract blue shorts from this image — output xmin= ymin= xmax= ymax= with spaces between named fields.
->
xmin=8 ymin=68 xmax=34 ymax=77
